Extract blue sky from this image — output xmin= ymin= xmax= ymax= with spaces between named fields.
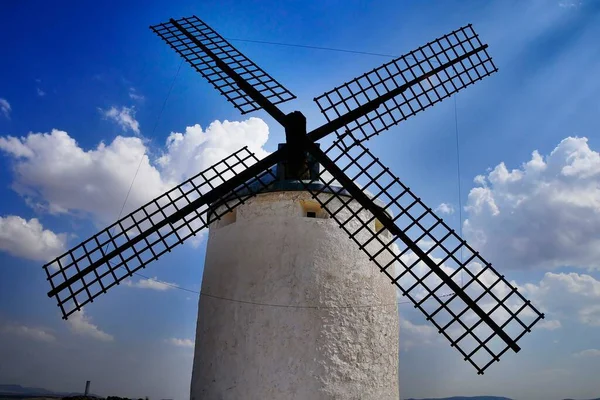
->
xmin=1 ymin=0 xmax=600 ymax=399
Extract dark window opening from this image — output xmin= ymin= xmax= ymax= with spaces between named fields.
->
xmin=300 ymin=200 xmax=328 ymax=219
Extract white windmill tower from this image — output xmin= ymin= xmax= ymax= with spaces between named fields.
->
xmin=42 ymin=15 xmax=545 ymax=400
xmin=193 ymin=171 xmax=400 ymax=399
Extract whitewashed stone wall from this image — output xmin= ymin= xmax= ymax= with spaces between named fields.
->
xmin=191 ymin=191 xmax=399 ymax=400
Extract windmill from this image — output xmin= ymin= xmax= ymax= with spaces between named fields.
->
xmin=42 ymin=15 xmax=545 ymax=399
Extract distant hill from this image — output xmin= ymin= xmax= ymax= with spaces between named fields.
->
xmin=0 ymin=384 xmax=100 ymax=399
xmin=0 ymin=385 xmax=55 ymax=396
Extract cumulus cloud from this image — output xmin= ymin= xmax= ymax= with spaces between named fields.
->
xmin=37 ymin=88 xmax=46 ymax=97
xmin=124 ymin=276 xmax=175 ymax=291
xmin=573 ymin=349 xmax=600 ymax=357
xmin=0 ymin=215 xmax=66 ymax=261
xmin=157 ymin=118 xmax=270 ymax=183
xmin=435 ymin=202 xmax=455 ymax=215
xmin=464 ymin=137 xmax=600 ymax=270
xmin=398 ymin=316 xmax=439 ymax=351
xmin=0 ymin=98 xmax=11 ymax=119
xmin=578 ymin=304 xmax=600 ymax=326
xmin=67 ymin=309 xmax=114 ymax=342
xmin=537 ymin=319 xmax=562 ymax=330
xmin=0 ymin=118 xmax=270 ymax=227
xmin=167 ymin=338 xmax=194 ymax=348
xmin=519 ymin=272 xmax=600 ymax=327
xmin=559 ymin=0 xmax=582 ymax=8
xmin=0 ymin=136 xmax=35 ymax=158
xmin=100 ymin=106 xmax=140 ymax=135
xmin=0 ymin=129 xmax=168 ymax=223
xmin=128 ymin=88 xmax=144 ymax=101
xmin=1 ymin=323 xmax=56 ymax=342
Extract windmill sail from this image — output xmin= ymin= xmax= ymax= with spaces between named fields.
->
xmin=299 ymin=137 xmax=544 ymax=375
xmin=44 ymin=147 xmax=280 ymax=319
xmin=151 ymin=16 xmax=295 ymax=124
xmin=312 ymin=24 xmax=496 ymax=146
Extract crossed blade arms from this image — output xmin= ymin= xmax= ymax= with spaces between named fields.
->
xmin=42 ymin=16 xmax=544 ymax=375
xmin=43 ymin=139 xmax=544 ymax=374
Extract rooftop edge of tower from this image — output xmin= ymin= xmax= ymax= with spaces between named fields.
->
xmin=209 ymin=148 xmax=389 ymax=219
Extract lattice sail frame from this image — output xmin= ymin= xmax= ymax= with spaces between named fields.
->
xmin=43 ymin=147 xmax=277 ymax=319
xmin=298 ymin=137 xmax=544 ymax=374
xmin=151 ymin=16 xmax=296 ymax=114
xmin=314 ymin=24 xmax=497 ymax=145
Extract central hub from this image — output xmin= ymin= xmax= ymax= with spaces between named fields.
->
xmin=283 ymin=111 xmax=310 ymax=180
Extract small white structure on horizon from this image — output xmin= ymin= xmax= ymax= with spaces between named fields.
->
xmin=190 ymin=189 xmax=399 ymax=399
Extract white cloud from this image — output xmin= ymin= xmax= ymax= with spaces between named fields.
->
xmin=0 ymin=129 xmax=168 ymax=223
xmin=578 ymin=304 xmax=600 ymax=327
xmin=167 ymin=338 xmax=194 ymax=348
xmin=67 ymin=309 xmax=113 ymax=342
xmin=398 ymin=316 xmax=439 ymax=351
xmin=157 ymin=118 xmax=270 ymax=183
xmin=435 ymin=202 xmax=454 ymax=215
xmin=100 ymin=106 xmax=140 ymax=135
xmin=37 ymin=88 xmax=46 ymax=97
xmin=573 ymin=349 xmax=600 ymax=357
xmin=124 ymin=276 xmax=174 ymax=291
xmin=0 ymin=215 xmax=66 ymax=261
xmin=464 ymin=137 xmax=600 ymax=270
xmin=0 ymin=98 xmax=11 ymax=119
xmin=519 ymin=272 xmax=600 ymax=327
xmin=1 ymin=323 xmax=56 ymax=342
xmin=559 ymin=0 xmax=582 ymax=8
xmin=0 ymin=119 xmax=270 ymax=227
xmin=537 ymin=319 xmax=562 ymax=330
xmin=128 ymin=88 xmax=145 ymax=101
xmin=0 ymin=136 xmax=35 ymax=158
